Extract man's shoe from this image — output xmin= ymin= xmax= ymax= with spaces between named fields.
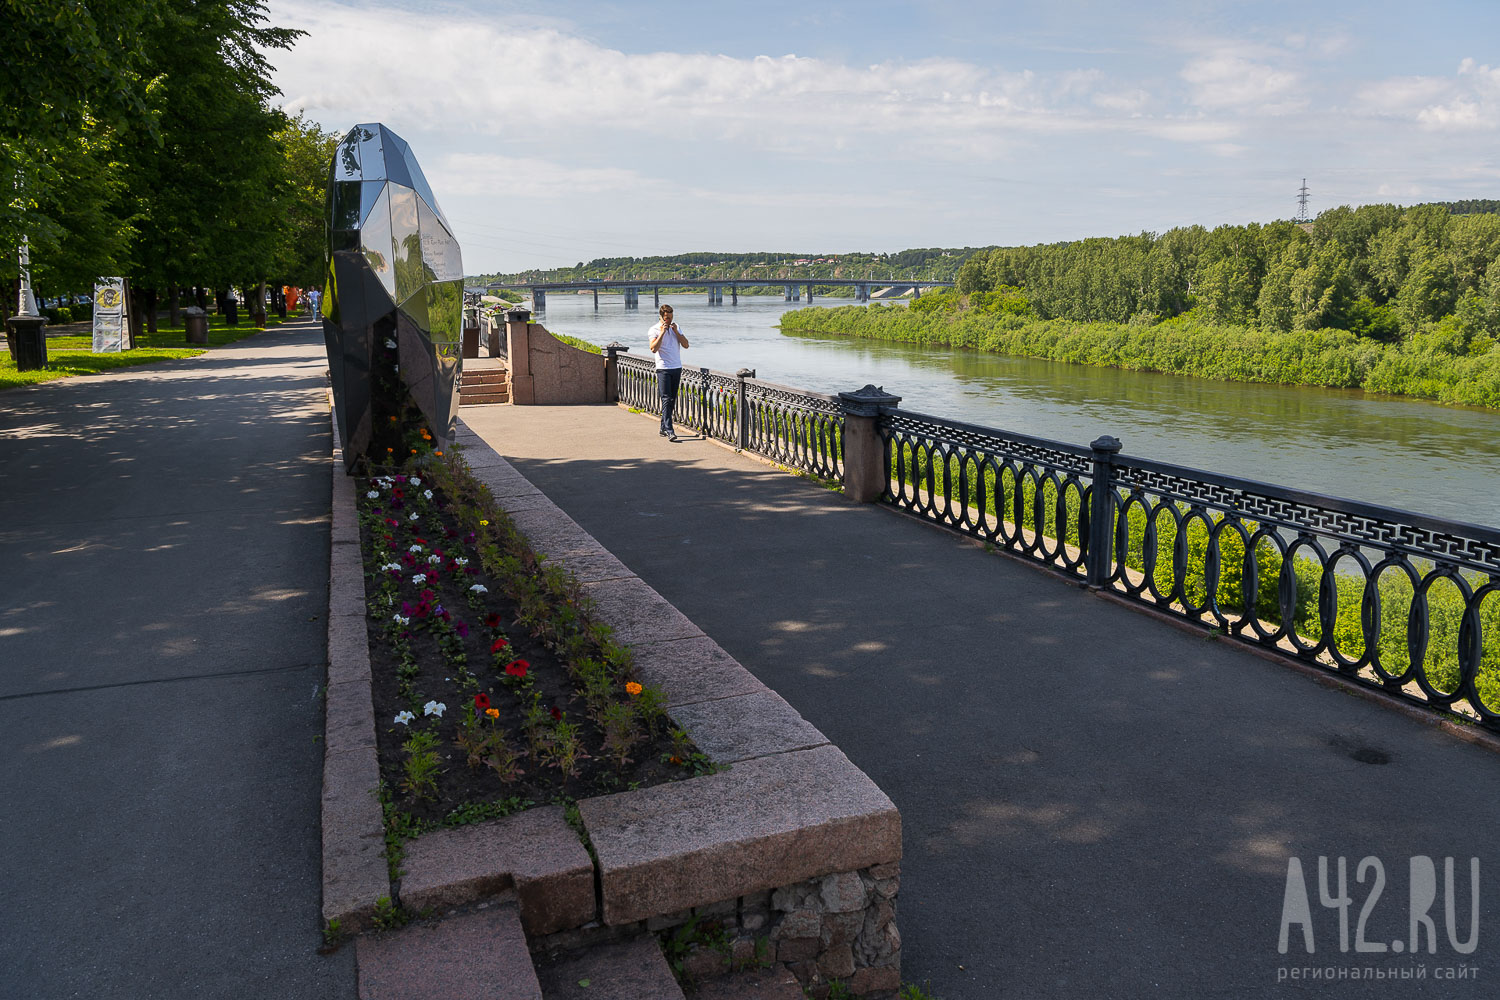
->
xmin=659 ymin=430 xmax=668 ymax=437
xmin=668 ymin=434 xmax=680 ymax=442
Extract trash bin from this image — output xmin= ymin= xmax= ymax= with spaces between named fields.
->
xmin=6 ymin=315 xmax=47 ymax=371
xmin=183 ymin=306 xmax=208 ymax=344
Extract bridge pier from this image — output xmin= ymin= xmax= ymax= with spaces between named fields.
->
xmin=653 ymin=286 xmax=659 ymax=309
xmin=784 ymin=284 xmax=800 ymax=302
xmin=532 ymin=288 xmax=546 ymax=312
xmin=624 ymin=287 xmax=639 ymax=309
xmin=593 ymin=287 xmax=598 ymax=311
xmin=856 ymin=283 xmax=870 ymax=302
xmin=730 ymin=285 xmax=738 ymax=305
xmin=708 ymin=284 xmax=722 ymax=305
xmin=807 ymin=283 xmax=814 ymax=303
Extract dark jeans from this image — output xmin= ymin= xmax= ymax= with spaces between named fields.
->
xmin=657 ymin=367 xmax=682 ymax=434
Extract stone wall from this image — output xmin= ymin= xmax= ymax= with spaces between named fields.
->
xmin=504 ymin=312 xmax=608 ymax=405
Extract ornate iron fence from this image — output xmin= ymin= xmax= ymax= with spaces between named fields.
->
xmin=876 ymin=407 xmax=1500 ymax=728
xmin=613 ymin=353 xmax=843 ymax=480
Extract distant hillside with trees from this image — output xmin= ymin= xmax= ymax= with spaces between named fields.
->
xmin=470 ymin=246 xmax=988 ymax=290
xmin=780 ymin=201 xmax=1500 ymax=409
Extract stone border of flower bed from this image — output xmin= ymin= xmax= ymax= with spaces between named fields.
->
xmin=320 ymin=402 xmax=904 ymax=993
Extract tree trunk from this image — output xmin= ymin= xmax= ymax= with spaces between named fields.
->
xmin=128 ymin=283 xmax=145 ymax=347
xmin=145 ymin=288 xmax=159 ymax=334
xmin=168 ymin=284 xmax=180 ymax=327
xmin=252 ymin=280 xmax=268 ymax=327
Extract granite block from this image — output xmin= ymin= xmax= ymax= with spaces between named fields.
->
xmin=630 ymin=636 xmax=769 ymax=708
xmin=579 ymin=746 xmax=900 ymax=925
xmin=580 ymin=577 xmax=704 ymax=647
xmin=400 ymin=805 xmax=595 ymax=935
xmin=508 ymin=507 xmax=595 ymax=558
xmin=324 ymin=677 xmax=376 ymax=756
xmin=670 ymin=690 xmax=828 ymax=764
xmin=534 ymin=935 xmax=685 ymax=1000
xmin=329 ymin=541 xmax=367 ymax=619
xmin=326 ymin=612 xmax=372 ymax=686
xmin=321 ymin=748 xmax=389 ymax=929
xmin=356 ymin=901 xmax=541 ymax=1000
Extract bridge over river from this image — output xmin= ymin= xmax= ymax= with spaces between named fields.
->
xmin=488 ymin=277 xmax=953 ymax=311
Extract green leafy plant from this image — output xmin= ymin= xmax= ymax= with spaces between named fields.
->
xmin=400 ymin=729 xmax=443 ymax=800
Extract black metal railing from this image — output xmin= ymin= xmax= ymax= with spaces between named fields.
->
xmin=877 ymin=407 xmax=1500 ymax=727
xmin=615 ymin=353 xmax=843 ymax=480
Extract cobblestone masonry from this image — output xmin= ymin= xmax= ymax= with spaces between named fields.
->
xmin=530 ymin=863 xmax=900 ymax=999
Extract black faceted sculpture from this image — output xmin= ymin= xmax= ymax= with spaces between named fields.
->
xmin=322 ymin=123 xmax=464 ymax=469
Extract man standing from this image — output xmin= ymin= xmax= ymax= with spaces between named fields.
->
xmin=649 ymin=304 xmax=689 ymax=441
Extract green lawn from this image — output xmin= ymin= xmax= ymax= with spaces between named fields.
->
xmin=1 ymin=314 xmax=289 ymax=391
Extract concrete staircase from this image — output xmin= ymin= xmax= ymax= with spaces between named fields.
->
xmin=353 ymin=904 xmax=805 ymax=1000
xmin=460 ymin=358 xmax=510 ymax=406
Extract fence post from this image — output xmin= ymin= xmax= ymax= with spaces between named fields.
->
xmin=837 ymin=384 xmax=902 ymax=503
xmin=604 ymin=342 xmax=627 ymax=402
xmin=735 ymin=368 xmax=755 ymax=451
xmin=1086 ymin=435 xmax=1122 ymax=589
xmin=698 ymin=367 xmax=710 ymax=434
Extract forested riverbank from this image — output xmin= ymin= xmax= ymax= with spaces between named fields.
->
xmin=781 ymin=202 xmax=1500 ymax=409
xmin=780 ymin=292 xmax=1500 ymax=409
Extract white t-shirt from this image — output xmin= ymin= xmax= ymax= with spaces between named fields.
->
xmin=650 ymin=322 xmax=683 ymax=369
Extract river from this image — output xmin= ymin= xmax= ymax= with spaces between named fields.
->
xmin=528 ymin=292 xmax=1500 ymax=529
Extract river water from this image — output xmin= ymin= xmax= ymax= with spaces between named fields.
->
xmin=531 ymin=293 xmax=1500 ymax=529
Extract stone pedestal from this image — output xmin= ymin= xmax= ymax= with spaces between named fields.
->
xmin=506 ymin=309 xmax=535 ymax=404
xmin=6 ymin=315 xmax=47 ymax=371
xmin=838 ymin=385 xmax=902 ymax=503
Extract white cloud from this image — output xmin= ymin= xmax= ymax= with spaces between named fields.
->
xmin=1179 ymin=53 xmax=1302 ymax=113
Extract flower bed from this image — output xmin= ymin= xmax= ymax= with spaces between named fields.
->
xmin=355 ymin=450 xmax=710 ymax=860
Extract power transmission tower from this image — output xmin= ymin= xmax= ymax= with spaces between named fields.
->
xmin=1296 ymin=178 xmax=1311 ymax=223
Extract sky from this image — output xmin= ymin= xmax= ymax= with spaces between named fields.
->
xmin=266 ymin=0 xmax=1500 ymax=275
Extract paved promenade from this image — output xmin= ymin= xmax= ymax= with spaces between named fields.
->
xmin=463 ymin=403 xmax=1500 ymax=999
xmin=0 ymin=320 xmax=356 ymax=997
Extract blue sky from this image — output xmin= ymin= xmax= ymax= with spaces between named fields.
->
xmin=267 ymin=0 xmax=1500 ymax=273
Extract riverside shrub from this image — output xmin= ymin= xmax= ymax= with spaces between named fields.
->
xmin=780 ymin=302 xmax=1500 ymax=409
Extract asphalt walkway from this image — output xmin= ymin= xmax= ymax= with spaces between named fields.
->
xmin=0 ymin=318 xmax=356 ymax=997
xmin=462 ymin=403 xmax=1500 ymax=999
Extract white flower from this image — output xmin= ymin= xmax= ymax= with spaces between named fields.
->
xmin=410 ymin=477 xmax=421 ymax=487
xmin=423 ymin=489 xmax=434 ymax=500
xmin=411 ymin=573 xmax=427 ymax=584
xmin=453 ymin=557 xmax=469 ymax=567
xmin=385 ymin=338 xmax=396 ymax=349
xmin=366 ymin=490 xmax=379 ymax=499
xmin=394 ymin=710 xmax=415 ymax=726
xmin=423 ymin=700 xmax=446 ymax=717
xmin=380 ymin=562 xmax=401 ymax=572
xmin=408 ymin=513 xmax=419 ymax=521
xmin=392 ymin=614 xmax=410 ymax=625
xmin=408 ymin=544 xmax=423 ymax=553
xmin=469 ymin=584 xmax=488 ymax=594
xmin=427 ymin=554 xmax=442 ymax=565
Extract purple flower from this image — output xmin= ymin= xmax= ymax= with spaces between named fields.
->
xmin=455 ymin=622 xmax=469 ymax=637
xmin=401 ymin=601 xmax=414 ymax=615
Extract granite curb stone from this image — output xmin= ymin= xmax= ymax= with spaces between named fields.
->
xmin=533 ymin=935 xmax=686 ymax=1000
xmin=578 ymin=745 xmax=901 ymax=925
xmin=579 ymin=576 xmax=706 ymax=646
xmin=356 ymin=901 xmax=542 ymax=1000
xmin=671 ymin=690 xmax=831 ymax=763
xmin=399 ymin=805 xmax=595 ymax=935
xmin=629 ymin=636 xmax=771 ymax=708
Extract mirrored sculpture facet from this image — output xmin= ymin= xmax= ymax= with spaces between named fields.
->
xmin=322 ymin=123 xmax=464 ymax=469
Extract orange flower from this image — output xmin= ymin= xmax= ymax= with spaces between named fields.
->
xmin=485 ymin=707 xmax=500 ymax=719
xmin=625 ymin=681 xmax=643 ymax=696
xmin=434 ymin=451 xmax=443 ymax=456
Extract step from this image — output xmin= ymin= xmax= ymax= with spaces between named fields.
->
xmin=463 ymin=371 xmax=509 ymax=385
xmin=535 ymin=935 xmax=685 ymax=1000
xmin=356 ymin=901 xmax=541 ymax=1000
xmin=690 ymin=966 xmax=805 ymax=1000
xmin=460 ymin=392 xmax=511 ymax=406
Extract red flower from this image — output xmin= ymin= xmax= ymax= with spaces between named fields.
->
xmin=415 ymin=537 xmax=428 ymax=545
xmin=484 ymin=613 xmax=502 ymax=628
xmin=420 ymin=588 xmax=436 ymax=603
xmin=505 ymin=660 xmax=529 ymax=678
xmin=549 ymin=706 xmax=562 ymax=721
xmin=474 ymin=693 xmax=491 ymax=711
xmin=413 ymin=602 xmax=431 ymax=619
xmin=490 ymin=637 xmax=509 ymax=653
